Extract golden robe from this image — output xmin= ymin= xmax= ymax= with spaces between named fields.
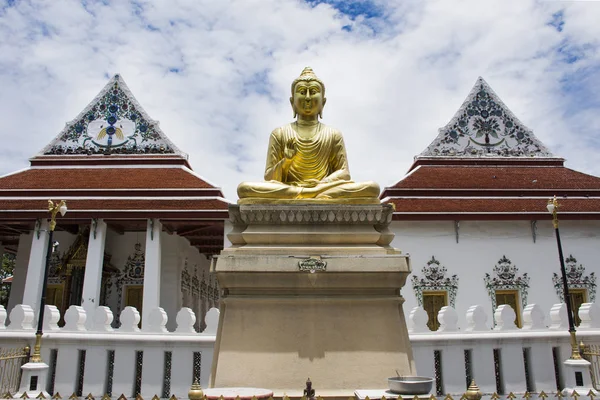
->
xmin=237 ymin=123 xmax=380 ymax=203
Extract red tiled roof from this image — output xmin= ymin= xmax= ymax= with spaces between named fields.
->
xmin=0 ymin=168 xmax=217 ymax=190
xmin=383 ymin=165 xmax=600 ymax=193
xmin=382 ymin=162 xmax=600 ymax=219
xmin=387 ymin=198 xmax=600 ymax=214
xmin=0 ymin=199 xmax=228 ymax=211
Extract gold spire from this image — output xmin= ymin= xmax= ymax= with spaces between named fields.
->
xmin=291 ymin=67 xmax=325 ymax=95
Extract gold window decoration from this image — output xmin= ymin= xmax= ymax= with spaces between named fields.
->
xmin=422 ymin=291 xmax=448 ymax=331
xmin=494 ymin=289 xmax=522 ymax=328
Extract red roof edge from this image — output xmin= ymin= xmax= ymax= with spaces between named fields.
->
xmin=406 ymin=157 xmax=565 ymax=173
xmin=30 ymin=155 xmax=192 ymax=169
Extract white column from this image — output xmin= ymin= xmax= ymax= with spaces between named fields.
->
xmin=142 ymin=218 xmax=162 ymax=331
xmin=81 ymin=218 xmax=107 ymax=330
xmin=6 ymin=233 xmax=33 ymax=316
xmin=22 ymin=220 xmax=50 ymax=318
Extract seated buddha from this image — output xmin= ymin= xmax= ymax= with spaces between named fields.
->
xmin=237 ymin=67 xmax=380 ymax=204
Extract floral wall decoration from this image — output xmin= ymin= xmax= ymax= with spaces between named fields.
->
xmin=114 ymin=243 xmax=145 ymax=322
xmin=552 ymin=255 xmax=596 ymax=302
xmin=411 ymin=256 xmax=459 ymax=307
xmin=484 ymin=255 xmax=530 ymax=311
xmin=47 ymin=251 xmax=65 ymax=285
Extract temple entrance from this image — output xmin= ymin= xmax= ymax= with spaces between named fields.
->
xmin=46 ymin=227 xmax=117 ymax=324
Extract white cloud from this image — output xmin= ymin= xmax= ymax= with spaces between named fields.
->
xmin=0 ymin=0 xmax=599 ymax=199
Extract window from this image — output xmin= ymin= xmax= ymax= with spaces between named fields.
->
xmin=569 ymin=289 xmax=587 ymax=327
xmin=125 ymin=285 xmax=144 ymax=317
xmin=423 ymin=291 xmax=448 ymax=331
xmin=495 ymin=290 xmax=521 ymax=328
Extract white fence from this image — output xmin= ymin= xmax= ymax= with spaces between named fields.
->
xmin=1 ymin=302 xmax=600 ymax=397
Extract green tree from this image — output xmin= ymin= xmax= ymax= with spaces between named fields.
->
xmin=0 ymin=253 xmax=16 ymax=308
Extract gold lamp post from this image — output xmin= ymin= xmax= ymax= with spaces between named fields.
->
xmin=547 ymin=196 xmax=581 ymax=360
xmin=30 ymin=200 xmax=67 ymax=363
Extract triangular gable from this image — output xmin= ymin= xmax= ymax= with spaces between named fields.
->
xmin=39 ymin=74 xmax=186 ymax=157
xmin=418 ymin=77 xmax=554 ymax=158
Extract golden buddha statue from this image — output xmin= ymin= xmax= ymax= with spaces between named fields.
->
xmin=237 ymin=67 xmax=380 ymax=204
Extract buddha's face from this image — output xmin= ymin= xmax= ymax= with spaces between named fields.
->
xmin=291 ymin=80 xmax=326 ymax=118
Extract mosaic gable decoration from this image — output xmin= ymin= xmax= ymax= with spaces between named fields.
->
xmin=552 ymin=255 xmax=597 ymax=302
xmin=40 ymin=74 xmax=185 ymax=156
xmin=484 ymin=255 xmax=530 ymax=311
xmin=419 ymin=77 xmax=554 ymax=158
xmin=412 ymin=256 xmax=459 ymax=307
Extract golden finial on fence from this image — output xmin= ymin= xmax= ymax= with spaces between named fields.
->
xmin=188 ymin=378 xmax=203 ymax=400
xmin=539 ymin=391 xmax=548 ymax=399
xmin=51 ymin=393 xmax=62 ymax=400
xmin=117 ymin=395 xmax=126 ymax=400
xmin=100 ymin=395 xmax=110 ymax=400
xmin=571 ymin=391 xmax=580 ymax=400
xmin=508 ymin=393 xmax=517 ymax=400
xmin=169 ymin=395 xmax=177 ymax=400
xmin=465 ymin=380 xmax=482 ymax=400
xmin=2 ymin=393 xmax=12 ymax=399
xmin=429 ymin=395 xmax=437 ymax=400
xmin=35 ymin=393 xmax=46 ymax=399
xmin=135 ymin=394 xmax=143 ymax=400
xmin=444 ymin=394 xmax=454 ymax=400
xmin=68 ymin=393 xmax=78 ymax=400
xmin=151 ymin=395 xmax=160 ymax=400
xmin=20 ymin=393 xmax=29 ymax=399
xmin=524 ymin=393 xmax=532 ymax=399
xmin=85 ymin=394 xmax=94 ymax=400
xmin=555 ymin=392 xmax=565 ymax=400
xmin=490 ymin=393 xmax=500 ymax=400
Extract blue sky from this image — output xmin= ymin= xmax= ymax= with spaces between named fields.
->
xmin=0 ymin=0 xmax=599 ymax=199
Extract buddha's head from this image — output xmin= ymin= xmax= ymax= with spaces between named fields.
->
xmin=290 ymin=67 xmax=327 ymax=119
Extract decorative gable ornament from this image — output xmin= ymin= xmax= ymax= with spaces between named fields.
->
xmin=419 ymin=77 xmax=554 ymax=158
xmin=40 ymin=74 xmax=185 ymax=156
xmin=411 ymin=256 xmax=459 ymax=307
xmin=552 ymin=255 xmax=597 ymax=302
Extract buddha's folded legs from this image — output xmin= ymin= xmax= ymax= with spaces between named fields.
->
xmin=237 ymin=181 xmax=303 ymax=199
xmin=238 ymin=180 xmax=380 ymax=200
xmin=313 ymin=180 xmax=380 ymax=199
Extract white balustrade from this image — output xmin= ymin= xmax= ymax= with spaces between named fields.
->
xmin=0 ymin=303 xmax=599 ymax=396
xmin=0 ymin=305 xmax=6 ymax=330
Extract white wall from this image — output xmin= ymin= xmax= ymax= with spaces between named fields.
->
xmin=393 ymin=219 xmax=600 ymax=330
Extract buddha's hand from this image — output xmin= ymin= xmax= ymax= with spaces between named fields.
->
xmin=297 ymin=179 xmax=320 ymax=188
xmin=284 ymin=139 xmax=297 ymax=160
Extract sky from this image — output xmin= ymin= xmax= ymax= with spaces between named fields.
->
xmin=0 ymin=0 xmax=599 ymax=200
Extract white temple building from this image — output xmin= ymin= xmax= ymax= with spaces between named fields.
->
xmin=0 ymin=75 xmax=229 ymax=333
xmin=381 ymin=77 xmax=600 ymax=331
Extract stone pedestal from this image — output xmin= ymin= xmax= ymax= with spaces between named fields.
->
xmin=16 ymin=361 xmax=50 ymax=398
xmin=211 ymin=204 xmax=415 ymax=396
xmin=562 ymin=358 xmax=597 ymax=396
